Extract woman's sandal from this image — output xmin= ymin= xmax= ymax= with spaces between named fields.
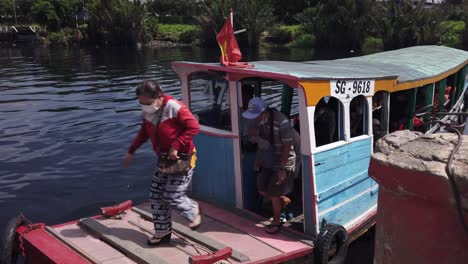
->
xmin=189 ymin=205 xmax=202 ymax=230
xmin=265 ymin=222 xmax=283 ymax=234
xmin=147 ymin=232 xmax=171 ymax=246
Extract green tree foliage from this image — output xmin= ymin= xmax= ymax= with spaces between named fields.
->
xmin=296 ymin=0 xmax=465 ymax=51
xmin=371 ymin=0 xmax=444 ymax=49
xmin=297 ymin=0 xmax=374 ymax=50
xmin=236 ymin=0 xmax=274 ymax=47
xmin=31 ymin=0 xmax=81 ymax=31
xmin=31 ymin=1 xmax=60 ymax=31
xmin=440 ymin=20 xmax=465 ymax=48
xmin=196 ymin=0 xmax=234 ymax=47
xmin=0 ymin=0 xmax=35 ymax=23
xmin=16 ymin=0 xmax=35 ymax=23
xmin=147 ymin=0 xmax=194 ymax=23
xmin=86 ymin=0 xmax=151 ymax=46
xmin=197 ymin=0 xmax=274 ymax=48
xmin=464 ymin=16 xmax=468 ymax=49
xmin=272 ymin=0 xmax=314 ymax=24
xmin=0 ymin=0 xmax=14 ymax=22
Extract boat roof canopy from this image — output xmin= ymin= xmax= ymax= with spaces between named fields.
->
xmin=173 ymin=46 xmax=468 ymax=86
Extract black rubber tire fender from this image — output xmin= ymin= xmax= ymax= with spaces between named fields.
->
xmin=1 ymin=214 xmax=30 ymax=264
xmin=314 ymin=223 xmax=348 ymax=264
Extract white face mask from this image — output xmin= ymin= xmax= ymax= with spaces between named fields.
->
xmin=141 ymin=102 xmax=160 ymax=114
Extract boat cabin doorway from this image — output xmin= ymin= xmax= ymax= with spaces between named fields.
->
xmin=184 ymin=71 xmax=305 ymax=233
xmin=238 ymin=78 xmax=304 ymax=232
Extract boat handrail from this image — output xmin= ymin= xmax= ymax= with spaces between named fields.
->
xmin=199 ymin=125 xmax=238 ymax=138
xmin=313 ymin=140 xmax=347 ymax=154
xmin=348 ymin=134 xmax=371 ymax=143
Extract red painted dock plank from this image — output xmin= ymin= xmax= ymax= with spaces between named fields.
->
xmin=17 ymin=224 xmax=91 ymax=264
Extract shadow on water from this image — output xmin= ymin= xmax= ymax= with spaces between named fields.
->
xmin=0 ymin=45 xmax=371 ymax=262
xmin=346 ymin=226 xmax=375 ymax=264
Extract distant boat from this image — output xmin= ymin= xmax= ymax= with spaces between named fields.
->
xmin=2 ymin=45 xmax=467 ymax=264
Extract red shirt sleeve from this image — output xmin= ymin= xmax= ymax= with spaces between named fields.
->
xmin=170 ymin=105 xmax=199 ymax=151
xmin=128 ymin=119 xmax=149 ymax=154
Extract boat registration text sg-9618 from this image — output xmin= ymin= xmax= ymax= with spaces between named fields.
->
xmin=330 ymin=79 xmax=375 ymax=99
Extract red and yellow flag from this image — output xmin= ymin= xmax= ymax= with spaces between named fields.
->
xmin=216 ymin=18 xmax=241 ymax=66
xmin=216 ymin=17 xmax=252 ymax=68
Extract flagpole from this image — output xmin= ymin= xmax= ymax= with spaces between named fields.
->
xmin=230 ymin=8 xmax=233 ymax=27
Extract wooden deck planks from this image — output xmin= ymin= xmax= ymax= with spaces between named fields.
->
xmin=199 ymin=218 xmax=282 ymax=261
xmin=53 ymin=223 xmax=136 ymax=263
xmin=134 ymin=206 xmax=281 ymax=261
xmin=79 ymin=218 xmax=169 ymax=264
xmin=100 ymin=257 xmax=136 ymax=264
xmin=223 ymin=206 xmax=314 ymax=247
xmin=132 ymin=206 xmax=250 ymax=263
xmin=197 ymin=201 xmax=312 ymax=253
xmin=50 ymin=200 xmax=313 ymax=264
xmin=79 ymin=217 xmax=203 ymax=264
xmin=45 ymin=226 xmax=99 ymax=264
xmin=128 ymin=206 xmax=284 ymax=262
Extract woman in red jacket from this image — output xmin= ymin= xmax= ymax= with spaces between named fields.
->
xmin=124 ymin=80 xmax=201 ymax=245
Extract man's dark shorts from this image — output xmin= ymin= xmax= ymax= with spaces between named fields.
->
xmin=257 ymin=168 xmax=294 ymax=197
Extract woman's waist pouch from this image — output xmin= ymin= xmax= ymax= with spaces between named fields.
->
xmin=158 ymin=152 xmax=193 ymax=175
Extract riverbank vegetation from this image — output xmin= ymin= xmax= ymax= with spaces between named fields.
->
xmin=0 ymin=0 xmax=467 ymax=52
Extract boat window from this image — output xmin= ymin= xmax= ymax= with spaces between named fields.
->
xmin=372 ymin=91 xmax=388 ymax=143
xmin=434 ymin=81 xmax=452 ymax=112
xmin=414 ymin=86 xmax=429 ymax=132
xmin=260 ymin=80 xmax=299 ymax=116
xmin=415 ymin=86 xmax=428 ymax=112
xmin=314 ymin=97 xmax=343 ymax=147
xmin=188 ymin=76 xmax=231 ymax=131
xmin=240 ymin=79 xmax=301 ymax=140
xmin=447 ymin=74 xmax=457 ymax=108
xmin=350 ymin=95 xmax=368 ymax=138
xmin=389 ymin=90 xmax=412 ymax=132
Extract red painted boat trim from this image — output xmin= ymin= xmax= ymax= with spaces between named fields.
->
xmin=237 ymin=208 xmax=314 ymax=242
xmin=172 ymin=62 xmax=300 ymax=89
xmin=347 ymin=208 xmax=377 ymax=235
xmin=247 ymin=248 xmax=313 ymax=264
xmin=16 ymin=224 xmax=90 ymax=264
xmin=189 ymin=247 xmax=233 ymax=264
xmin=307 ymin=155 xmax=318 ymax=232
xmin=101 ymin=200 xmax=133 ymax=217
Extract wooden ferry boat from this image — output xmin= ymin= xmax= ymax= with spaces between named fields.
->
xmin=2 ymin=45 xmax=467 ymax=264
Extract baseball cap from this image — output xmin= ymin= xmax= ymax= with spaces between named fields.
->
xmin=242 ymin=97 xmax=268 ymax=119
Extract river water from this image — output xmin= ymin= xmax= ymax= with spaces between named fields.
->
xmin=0 ymin=45 xmax=372 ymax=262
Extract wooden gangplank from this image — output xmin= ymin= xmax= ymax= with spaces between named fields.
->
xmin=78 ymin=218 xmax=169 ymax=264
xmin=131 ymin=206 xmax=250 ymax=263
xmin=45 ymin=226 xmax=99 ymax=264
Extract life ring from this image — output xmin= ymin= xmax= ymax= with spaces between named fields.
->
xmin=314 ymin=223 xmax=348 ymax=264
xmin=1 ymin=214 xmax=30 ymax=264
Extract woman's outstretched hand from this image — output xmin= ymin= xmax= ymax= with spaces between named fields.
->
xmin=123 ymin=153 xmax=133 ymax=167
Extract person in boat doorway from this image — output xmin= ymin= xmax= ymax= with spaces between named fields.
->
xmin=242 ymin=97 xmax=300 ymax=234
xmin=123 ymin=80 xmax=201 ymax=245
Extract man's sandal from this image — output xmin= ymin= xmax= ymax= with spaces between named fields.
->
xmin=280 ymin=196 xmax=291 ymax=210
xmin=265 ymin=222 xmax=283 ymax=234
